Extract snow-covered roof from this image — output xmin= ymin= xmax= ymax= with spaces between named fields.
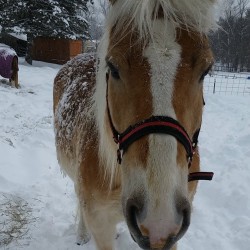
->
xmin=0 ymin=43 xmax=10 ymax=49
xmin=9 ymin=32 xmax=27 ymax=41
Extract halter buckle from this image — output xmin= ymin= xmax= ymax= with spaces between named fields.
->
xmin=117 ymin=149 xmax=123 ymax=164
xmin=187 ymin=153 xmax=194 ymax=168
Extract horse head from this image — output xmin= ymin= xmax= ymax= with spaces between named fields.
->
xmin=95 ymin=1 xmax=216 ymax=249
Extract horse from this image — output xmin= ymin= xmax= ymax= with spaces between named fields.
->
xmin=0 ymin=46 xmax=19 ymax=88
xmin=53 ymin=0 xmax=216 ymax=249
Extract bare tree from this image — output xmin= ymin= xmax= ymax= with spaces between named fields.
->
xmin=210 ymin=0 xmax=250 ymax=72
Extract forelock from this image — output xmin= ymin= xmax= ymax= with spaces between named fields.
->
xmin=106 ymin=0 xmax=217 ymax=42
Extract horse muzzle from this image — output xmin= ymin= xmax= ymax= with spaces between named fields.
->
xmin=125 ymin=196 xmax=191 ymax=250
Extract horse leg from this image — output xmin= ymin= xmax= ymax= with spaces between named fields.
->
xmin=77 ymin=197 xmax=121 ymax=250
xmin=75 ymin=185 xmax=91 ymax=245
xmin=10 ymin=72 xmax=19 ymax=88
xmin=76 ymin=203 xmax=91 ymax=245
xmin=9 ymin=78 xmax=15 ymax=88
xmin=14 ymin=71 xmax=19 ymax=88
xmin=11 ymin=57 xmax=19 ymax=88
xmin=81 ymin=186 xmax=122 ymax=250
xmin=85 ymin=201 xmax=118 ymax=250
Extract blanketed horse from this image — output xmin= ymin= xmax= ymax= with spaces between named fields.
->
xmin=53 ymin=0 xmax=216 ymax=249
xmin=0 ymin=46 xmax=19 ymax=88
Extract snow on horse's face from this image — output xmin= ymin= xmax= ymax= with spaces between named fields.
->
xmin=98 ymin=1 xmax=214 ymax=248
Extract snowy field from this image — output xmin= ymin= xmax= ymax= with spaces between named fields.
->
xmin=0 ymin=58 xmax=250 ymax=250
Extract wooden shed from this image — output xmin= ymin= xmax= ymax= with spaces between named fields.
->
xmin=32 ymin=37 xmax=83 ymax=64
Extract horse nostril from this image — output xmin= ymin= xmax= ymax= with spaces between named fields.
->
xmin=176 ymin=198 xmax=191 ymax=240
xmin=126 ymin=198 xmax=150 ymax=249
xmin=127 ymin=201 xmax=139 ymax=230
xmin=163 ymin=199 xmax=191 ymax=250
xmin=126 ymin=199 xmax=142 ymax=235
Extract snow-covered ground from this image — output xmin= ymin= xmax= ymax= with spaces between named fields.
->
xmin=204 ymin=72 xmax=250 ymax=95
xmin=0 ymin=58 xmax=250 ymax=250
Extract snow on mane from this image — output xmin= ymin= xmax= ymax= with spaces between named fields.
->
xmin=107 ymin=0 xmax=217 ymax=40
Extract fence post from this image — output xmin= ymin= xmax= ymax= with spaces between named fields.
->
xmin=213 ymin=79 xmax=216 ymax=94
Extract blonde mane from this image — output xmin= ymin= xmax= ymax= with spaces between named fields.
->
xmin=107 ymin=0 xmax=217 ymax=40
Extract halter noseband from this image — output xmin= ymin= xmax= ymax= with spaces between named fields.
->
xmin=106 ymin=75 xmax=213 ymax=183
xmin=113 ymin=116 xmax=194 ymax=165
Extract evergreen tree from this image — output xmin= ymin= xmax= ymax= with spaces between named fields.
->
xmin=0 ymin=0 xmax=92 ymax=64
xmin=0 ymin=0 xmax=12 ymax=33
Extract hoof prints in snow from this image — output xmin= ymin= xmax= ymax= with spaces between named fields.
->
xmin=0 ymin=193 xmax=37 ymax=248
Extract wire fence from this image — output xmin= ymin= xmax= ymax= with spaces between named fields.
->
xmin=204 ymin=72 xmax=250 ymax=95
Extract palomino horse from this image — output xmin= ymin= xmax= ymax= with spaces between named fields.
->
xmin=54 ymin=0 xmax=216 ymax=249
xmin=0 ymin=46 xmax=19 ymax=88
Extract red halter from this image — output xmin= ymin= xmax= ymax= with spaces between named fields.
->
xmin=106 ymin=75 xmax=213 ymax=183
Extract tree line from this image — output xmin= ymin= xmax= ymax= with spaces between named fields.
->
xmin=1 ymin=0 xmax=250 ymax=72
xmin=0 ymin=0 xmax=92 ymax=64
xmin=209 ymin=0 xmax=250 ymax=72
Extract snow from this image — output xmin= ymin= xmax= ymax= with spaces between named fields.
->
xmin=9 ymin=33 xmax=27 ymax=42
xmin=0 ymin=58 xmax=250 ymax=250
xmin=205 ymin=72 xmax=250 ymax=95
xmin=0 ymin=44 xmax=16 ymax=58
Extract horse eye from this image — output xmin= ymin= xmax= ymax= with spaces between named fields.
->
xmin=107 ymin=61 xmax=120 ymax=80
xmin=199 ymin=66 xmax=211 ymax=82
